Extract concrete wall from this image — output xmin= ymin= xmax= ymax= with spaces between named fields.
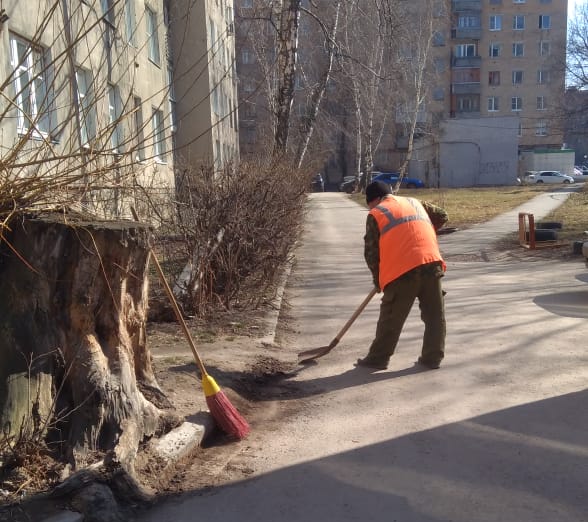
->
xmin=519 ymin=149 xmax=575 ymax=176
xmin=439 ymin=117 xmax=519 ymax=187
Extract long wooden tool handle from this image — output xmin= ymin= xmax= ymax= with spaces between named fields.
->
xmin=130 ymin=207 xmax=208 ymax=377
xmin=329 ymin=287 xmax=378 ymax=348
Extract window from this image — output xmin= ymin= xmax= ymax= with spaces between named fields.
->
xmin=537 ymin=96 xmax=546 ymax=110
xmin=455 ymin=44 xmax=476 ymax=57
xmin=511 ymin=96 xmax=522 ymax=111
xmin=456 ymin=96 xmax=479 ymax=112
xmin=167 ymin=67 xmax=176 ymax=133
xmin=489 ymin=71 xmax=501 ymax=85
xmin=124 ymin=0 xmax=136 ymax=45
xmin=539 ymin=15 xmax=551 ymax=29
xmin=432 ymin=31 xmax=445 ymax=46
xmin=75 ymin=68 xmax=96 ymax=146
xmin=458 ymin=16 xmax=479 ymax=28
xmin=146 ymin=7 xmax=160 ymax=65
xmin=512 ymin=70 xmax=523 ymax=84
xmin=537 ymin=69 xmax=550 ymax=84
xmin=539 ymin=41 xmax=550 ymax=56
xmin=513 ymin=0 xmax=525 ymax=3
xmin=535 ymin=120 xmax=548 ymax=136
xmin=107 ymin=84 xmax=122 ymax=153
xmin=9 ymin=34 xmax=50 ymax=136
xmin=101 ymin=0 xmax=114 ymax=25
xmin=518 ymin=121 xmax=523 ymax=137
xmin=242 ymin=0 xmax=253 ymax=7
xmin=490 ymin=15 xmax=502 ymax=31
xmin=133 ymin=96 xmax=145 ymax=161
xmin=513 ymin=15 xmax=525 ymax=30
xmin=152 ymin=108 xmax=166 ymax=161
xmin=488 ymin=96 xmax=499 ymax=112
xmin=241 ymin=49 xmax=253 ymax=64
xmin=432 ymin=88 xmax=445 ymax=101
xmin=490 ymin=0 xmax=502 ymax=3
xmin=489 ymin=42 xmax=501 ymax=57
xmin=512 ymin=42 xmax=524 ymax=57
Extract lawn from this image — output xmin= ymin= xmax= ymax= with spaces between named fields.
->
xmin=350 ymin=184 xmax=588 ymax=242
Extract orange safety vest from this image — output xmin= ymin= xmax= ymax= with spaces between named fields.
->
xmin=369 ymin=196 xmax=446 ymax=289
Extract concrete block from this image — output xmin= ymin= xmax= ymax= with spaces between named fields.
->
xmin=152 ymin=412 xmax=214 ymax=462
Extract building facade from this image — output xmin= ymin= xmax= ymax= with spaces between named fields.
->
xmin=0 ymin=0 xmax=177 ymax=219
xmin=448 ymin=0 xmax=566 ymax=148
xmin=169 ymin=0 xmax=239 ymax=174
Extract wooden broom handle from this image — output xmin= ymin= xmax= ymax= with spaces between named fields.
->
xmin=331 ymin=287 xmax=378 ymax=345
xmin=130 ymin=207 xmax=208 ymax=377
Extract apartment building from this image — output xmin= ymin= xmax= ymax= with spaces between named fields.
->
xmin=0 ymin=0 xmax=176 ymax=218
xmin=169 ymin=0 xmax=239 ymax=173
xmin=449 ymin=0 xmax=566 ymax=147
xmin=390 ymin=0 xmax=568 ymax=186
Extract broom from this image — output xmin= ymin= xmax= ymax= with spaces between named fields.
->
xmin=131 ymin=208 xmax=250 ymax=440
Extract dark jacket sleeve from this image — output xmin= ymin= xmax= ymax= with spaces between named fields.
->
xmin=421 ymin=200 xmax=448 ymax=231
xmin=364 ymin=214 xmax=381 ymax=290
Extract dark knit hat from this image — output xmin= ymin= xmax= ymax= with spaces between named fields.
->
xmin=365 ymin=180 xmax=392 ymax=203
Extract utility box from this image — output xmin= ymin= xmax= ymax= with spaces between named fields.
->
xmin=519 ymin=149 xmax=575 ymax=177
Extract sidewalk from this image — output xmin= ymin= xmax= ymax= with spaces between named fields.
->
xmin=438 ymin=186 xmax=577 ymax=257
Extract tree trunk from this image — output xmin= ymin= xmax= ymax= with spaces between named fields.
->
xmin=0 ymin=213 xmax=168 ymax=472
xmin=273 ymin=0 xmax=301 ymax=157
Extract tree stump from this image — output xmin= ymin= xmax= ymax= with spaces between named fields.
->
xmin=0 ymin=212 xmax=169 ymax=471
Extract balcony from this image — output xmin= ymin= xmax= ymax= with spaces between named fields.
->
xmin=452 ymin=55 xmax=482 ymax=68
xmin=451 ymin=0 xmax=481 ymax=12
xmin=452 ymin=82 xmax=481 ymax=95
xmin=451 ymin=27 xmax=481 ymax=40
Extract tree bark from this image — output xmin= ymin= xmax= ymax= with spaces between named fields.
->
xmin=273 ymin=0 xmax=302 ymax=157
xmin=0 ymin=212 xmax=168 ymax=471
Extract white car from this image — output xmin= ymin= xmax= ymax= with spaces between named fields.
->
xmin=527 ymin=171 xmax=575 ymax=184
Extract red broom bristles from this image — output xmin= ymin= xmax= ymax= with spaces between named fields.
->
xmin=131 ymin=207 xmax=251 ymax=441
xmin=203 ymin=375 xmax=250 ymax=439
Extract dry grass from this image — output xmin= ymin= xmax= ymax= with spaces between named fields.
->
xmin=542 ymin=185 xmax=588 ymax=241
xmin=350 ymin=184 xmax=588 ymax=239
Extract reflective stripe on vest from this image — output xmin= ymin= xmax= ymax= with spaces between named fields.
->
xmin=375 ymin=197 xmax=431 ymax=234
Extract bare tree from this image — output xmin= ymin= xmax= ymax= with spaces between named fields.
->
xmin=567 ymin=2 xmax=588 ymax=89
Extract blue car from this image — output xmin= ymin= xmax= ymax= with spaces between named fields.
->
xmin=371 ymin=171 xmax=425 ymax=189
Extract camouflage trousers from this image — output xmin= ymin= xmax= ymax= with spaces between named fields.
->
xmin=365 ymin=263 xmax=446 ymax=366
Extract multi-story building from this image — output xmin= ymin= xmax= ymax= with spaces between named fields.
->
xmin=0 ymin=0 xmax=176 ymax=219
xmin=169 ymin=0 xmax=239 ymax=174
xmin=449 ymin=0 xmax=566 ymax=147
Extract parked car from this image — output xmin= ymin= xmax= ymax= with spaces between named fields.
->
xmin=525 ymin=171 xmax=575 ymax=184
xmin=311 ymin=173 xmax=325 ymax=192
xmin=575 ymin=165 xmax=588 ymax=175
xmin=339 ymin=176 xmax=359 ymax=193
xmin=583 ymin=241 xmax=588 ymax=268
xmin=371 ymin=171 xmax=425 ymax=189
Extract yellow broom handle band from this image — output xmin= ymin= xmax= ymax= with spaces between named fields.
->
xmin=202 ymin=375 xmax=221 ymax=397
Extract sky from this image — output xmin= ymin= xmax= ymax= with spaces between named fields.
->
xmin=568 ymin=0 xmax=580 ymax=21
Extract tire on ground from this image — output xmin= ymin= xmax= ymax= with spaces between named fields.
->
xmin=526 ymin=229 xmax=558 ymax=242
xmin=535 ymin=221 xmax=563 ymax=229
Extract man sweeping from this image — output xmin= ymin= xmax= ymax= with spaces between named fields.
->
xmin=356 ymin=181 xmax=448 ymax=371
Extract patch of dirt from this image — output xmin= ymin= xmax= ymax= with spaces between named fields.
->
xmin=0 ymin=307 xmax=305 ymax=519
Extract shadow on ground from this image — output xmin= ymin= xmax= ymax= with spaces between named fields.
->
xmin=137 ymin=389 xmax=588 ymax=522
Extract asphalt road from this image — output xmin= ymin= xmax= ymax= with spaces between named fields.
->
xmin=137 ymin=191 xmax=588 ymax=522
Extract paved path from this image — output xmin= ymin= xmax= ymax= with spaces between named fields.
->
xmin=136 ymin=188 xmax=588 ymax=522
